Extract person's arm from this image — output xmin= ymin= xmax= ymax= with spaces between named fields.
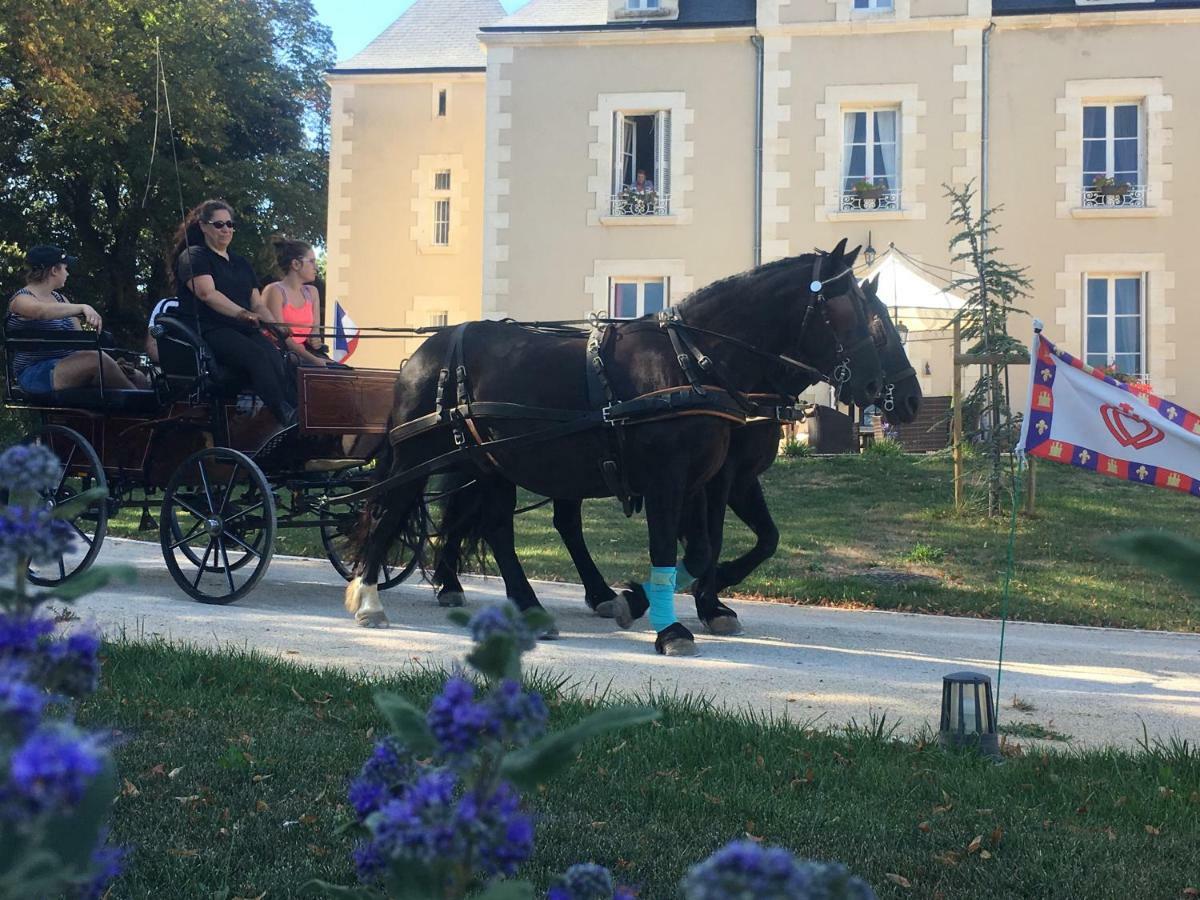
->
xmin=189 ymin=274 xmax=259 ymax=323
xmin=9 ymin=292 xmax=100 ymax=329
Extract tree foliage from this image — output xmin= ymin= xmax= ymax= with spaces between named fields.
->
xmin=0 ymin=0 xmax=334 ymax=339
xmin=944 ymin=182 xmax=1032 ymax=515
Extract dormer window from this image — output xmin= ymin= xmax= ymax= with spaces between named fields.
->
xmin=854 ymin=0 xmax=894 ymax=10
xmin=610 ymin=0 xmax=675 ymax=19
xmin=627 ymin=0 xmax=661 ymax=8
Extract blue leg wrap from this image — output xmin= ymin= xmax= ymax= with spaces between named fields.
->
xmin=676 ymin=562 xmax=695 ymax=588
xmin=643 ymin=566 xmax=678 ymax=632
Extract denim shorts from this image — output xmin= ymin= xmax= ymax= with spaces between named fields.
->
xmin=16 ymin=357 xmax=60 ymax=395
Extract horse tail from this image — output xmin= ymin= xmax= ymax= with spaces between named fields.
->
xmin=428 ymin=473 xmax=493 ymax=584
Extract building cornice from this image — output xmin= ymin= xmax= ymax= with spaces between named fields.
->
xmin=479 ymin=26 xmax=756 ymax=48
xmin=325 ymin=70 xmax=486 ymax=85
xmin=994 ymin=8 xmax=1200 ymax=27
xmin=757 ymin=16 xmax=989 ymax=37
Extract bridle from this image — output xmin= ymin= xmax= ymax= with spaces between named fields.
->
xmin=807 ymin=253 xmax=876 ymax=388
xmin=853 ymin=283 xmax=916 ymax=413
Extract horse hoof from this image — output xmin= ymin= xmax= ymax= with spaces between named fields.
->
xmin=593 ymin=596 xmax=633 ymax=629
xmin=438 ymin=591 xmax=466 ymax=608
xmin=356 ymin=611 xmax=389 ymax=629
xmin=660 ymin=637 xmax=697 ymax=657
xmin=703 ymin=615 xmax=743 ymax=636
xmin=537 ymin=623 xmax=561 ymax=641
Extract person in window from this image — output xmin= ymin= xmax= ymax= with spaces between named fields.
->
xmin=261 ymin=237 xmax=335 ymax=368
xmin=633 ymin=168 xmax=655 ymax=194
xmin=169 ymin=199 xmax=296 ymax=424
xmin=6 ymin=245 xmax=143 ymax=395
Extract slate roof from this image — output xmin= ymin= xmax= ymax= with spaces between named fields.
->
xmin=484 ymin=0 xmax=756 ymax=31
xmin=994 ymin=0 xmax=1200 ymax=13
xmin=332 ymin=0 xmax=506 ymax=73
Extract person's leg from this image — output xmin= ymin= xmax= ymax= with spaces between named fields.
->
xmin=51 ymin=351 xmax=135 ymax=391
xmin=204 ymin=327 xmax=295 ymax=423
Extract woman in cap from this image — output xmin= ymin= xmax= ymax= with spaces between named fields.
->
xmin=5 ymin=245 xmax=142 ymax=395
xmin=169 ymin=199 xmax=296 ymax=425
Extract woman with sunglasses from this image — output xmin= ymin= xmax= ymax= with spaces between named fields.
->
xmin=169 ymin=199 xmax=296 ymax=425
xmin=262 ymin=236 xmax=334 ymax=368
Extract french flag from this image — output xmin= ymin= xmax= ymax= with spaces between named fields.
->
xmin=332 ymin=302 xmax=359 ymax=363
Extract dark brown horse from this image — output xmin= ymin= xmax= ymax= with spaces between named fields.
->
xmin=345 ymin=244 xmax=883 ymax=656
xmin=430 ymin=275 xmax=921 ymax=637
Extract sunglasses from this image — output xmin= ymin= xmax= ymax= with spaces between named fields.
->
xmin=206 ymin=220 xmax=236 ymax=230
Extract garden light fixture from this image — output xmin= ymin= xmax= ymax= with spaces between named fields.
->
xmin=938 ymin=671 xmax=1000 ymax=759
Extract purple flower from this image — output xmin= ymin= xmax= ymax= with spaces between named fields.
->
xmin=0 ymin=444 xmax=62 ymax=495
xmin=469 ymin=605 xmax=537 ymax=653
xmin=74 ymin=833 xmax=126 ymax=900
xmin=44 ymin=629 xmax=101 ymax=698
xmin=362 ymin=771 xmax=534 ymax=883
xmin=549 ymin=863 xmax=623 ymax=900
xmin=348 ymin=737 xmax=413 ymax=819
xmin=0 ymin=665 xmax=46 ymax=736
xmin=680 ymin=840 xmax=876 ymax=900
xmin=5 ymin=725 xmax=106 ymax=815
xmin=0 ymin=613 xmax=55 ymax=659
xmin=352 ymin=839 xmax=387 ymax=882
xmin=427 ymin=676 xmax=500 ymax=758
xmin=490 ymin=678 xmax=548 ymax=745
xmin=0 ymin=505 xmax=75 ymax=569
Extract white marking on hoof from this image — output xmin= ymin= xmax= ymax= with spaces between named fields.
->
xmin=703 ymin=615 xmax=744 ymax=636
xmin=593 ymin=600 xmax=617 ymax=619
xmin=346 ymin=578 xmax=387 ymax=626
xmin=438 ymin=591 xmax=466 ymax=608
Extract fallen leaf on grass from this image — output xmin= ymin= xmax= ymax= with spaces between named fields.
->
xmin=917 ymin=821 xmax=932 ymax=834
xmin=885 ymin=873 xmax=912 ymax=888
xmin=167 ymin=848 xmax=199 ymax=858
xmin=933 ymin=851 xmax=960 ymax=867
xmin=932 ymin=803 xmax=953 ymax=815
xmin=252 ymin=774 xmax=272 ymax=783
xmin=1181 ymin=887 xmax=1198 ymax=897
xmin=980 ymin=849 xmax=993 ymax=860
xmin=299 ymin=813 xmax=319 ymax=826
xmin=168 ymin=767 xmax=184 ymax=779
xmin=307 ymin=844 xmax=329 ymax=858
xmin=121 ymin=779 xmax=140 ymax=798
xmin=290 ymin=685 xmax=306 ymax=702
xmin=255 ymin=800 xmax=269 ymax=813
xmin=1145 ymin=824 xmax=1162 ymax=836
xmin=967 ymin=835 xmax=983 ymax=855
xmin=990 ymin=826 xmax=1004 ymax=846
xmin=147 ymin=764 xmax=166 ymax=778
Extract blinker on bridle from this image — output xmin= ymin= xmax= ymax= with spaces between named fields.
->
xmin=807 ymin=254 xmax=862 ymax=386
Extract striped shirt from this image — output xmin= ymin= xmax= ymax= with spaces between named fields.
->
xmin=5 ymin=289 xmax=78 ymax=376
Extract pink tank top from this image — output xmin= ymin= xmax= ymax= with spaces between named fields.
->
xmin=276 ymin=284 xmax=315 ymax=340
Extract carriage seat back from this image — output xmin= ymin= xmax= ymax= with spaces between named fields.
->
xmin=151 ymin=309 xmax=240 ymax=399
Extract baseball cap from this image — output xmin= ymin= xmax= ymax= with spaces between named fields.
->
xmin=26 ymin=245 xmax=78 ymax=269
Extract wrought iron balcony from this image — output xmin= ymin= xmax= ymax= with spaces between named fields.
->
xmin=839 ymin=188 xmax=901 ymax=213
xmin=610 ymin=190 xmax=671 ymax=217
xmin=1081 ymin=183 xmax=1147 ymax=209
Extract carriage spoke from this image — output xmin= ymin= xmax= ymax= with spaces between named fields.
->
xmin=57 ymin=555 xmax=66 ymax=579
xmin=218 ymin=538 xmax=236 ymax=594
xmin=52 ymin=444 xmax=77 ymax=497
xmin=70 ymin=520 xmax=94 ymax=547
xmin=170 ymin=495 xmax=209 ymax=522
xmin=193 ymin=541 xmax=216 ymax=589
xmin=222 ymin=530 xmax=261 ymax=559
xmin=196 ymin=459 xmax=216 ymax=514
xmin=168 ymin=519 xmax=207 ymax=550
xmin=224 ymin=499 xmax=264 ymax=525
xmin=216 ymin=463 xmax=241 ymax=517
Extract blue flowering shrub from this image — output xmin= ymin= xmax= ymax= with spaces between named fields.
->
xmin=312 ymin=602 xmax=877 ymax=900
xmin=0 ymin=442 xmax=132 ymax=897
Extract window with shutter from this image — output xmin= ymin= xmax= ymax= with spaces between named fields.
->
xmin=611 ymin=111 xmax=669 ymax=216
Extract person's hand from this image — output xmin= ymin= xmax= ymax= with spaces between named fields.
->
xmin=77 ymin=304 xmax=102 ymax=330
xmin=274 ymin=322 xmax=293 ymax=340
xmin=236 ymin=309 xmax=261 ymax=327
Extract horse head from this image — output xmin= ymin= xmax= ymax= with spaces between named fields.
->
xmin=804 ymin=238 xmax=884 ymax=406
xmin=838 ymin=273 xmax=923 ymax=424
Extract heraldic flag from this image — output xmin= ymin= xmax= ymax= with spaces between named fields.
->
xmin=1018 ymin=329 xmax=1200 ymax=497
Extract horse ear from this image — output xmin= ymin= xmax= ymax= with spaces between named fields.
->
xmin=870 ymin=274 xmax=881 ymax=292
xmin=830 ymin=237 xmax=849 ymax=262
xmin=844 ymin=244 xmax=862 ymax=268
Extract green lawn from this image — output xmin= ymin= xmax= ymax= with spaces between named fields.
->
xmin=108 ymin=453 xmax=1200 ymax=632
xmin=82 ymin=642 xmax=1200 ymax=900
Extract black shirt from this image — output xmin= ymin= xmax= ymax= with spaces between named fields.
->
xmin=175 ymin=244 xmax=258 ymax=333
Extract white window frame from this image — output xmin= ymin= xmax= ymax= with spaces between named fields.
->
xmin=610 ymin=277 xmax=669 ymax=319
xmin=433 ymin=199 xmax=451 ymax=246
xmin=434 ymin=170 xmax=452 ymax=191
xmin=437 ymin=89 xmax=448 ymax=118
xmin=853 ymin=0 xmax=894 ymax=10
xmin=1083 ymin=273 xmax=1147 ymax=377
xmin=626 ymin=0 xmax=660 ymax=9
xmin=841 ymin=107 xmax=901 ymax=191
xmin=610 ymin=110 xmax=671 ymax=216
xmin=429 ymin=311 xmax=449 ymax=328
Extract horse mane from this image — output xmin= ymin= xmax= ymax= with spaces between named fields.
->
xmin=677 ymin=254 xmax=818 ymax=319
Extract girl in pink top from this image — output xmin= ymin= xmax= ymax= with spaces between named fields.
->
xmin=262 ymin=237 xmax=334 ymax=367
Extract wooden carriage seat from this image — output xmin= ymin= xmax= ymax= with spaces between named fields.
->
xmin=2 ymin=328 xmax=160 ymax=413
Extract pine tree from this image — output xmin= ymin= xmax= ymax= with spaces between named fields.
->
xmin=944 ymin=182 xmax=1032 ymax=516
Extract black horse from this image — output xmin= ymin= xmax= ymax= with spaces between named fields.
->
xmin=430 ymin=274 xmax=921 ymax=637
xmin=345 ymin=243 xmax=883 ymax=657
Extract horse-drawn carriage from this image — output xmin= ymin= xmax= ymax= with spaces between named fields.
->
xmin=2 ymin=311 xmax=418 ymax=603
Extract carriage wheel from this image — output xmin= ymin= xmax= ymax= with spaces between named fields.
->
xmin=160 ymin=447 xmax=275 ymax=604
xmin=319 ymin=495 xmax=424 ymax=591
xmin=25 ymin=425 xmax=108 ymax=587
